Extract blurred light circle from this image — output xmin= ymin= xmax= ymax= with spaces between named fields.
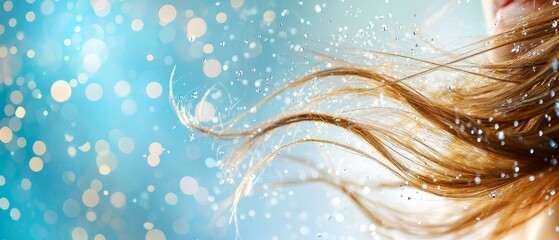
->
xmin=114 ymin=80 xmax=131 ymax=97
xmin=118 ymin=137 xmax=135 ymax=153
xmin=195 ymin=101 xmax=215 ymax=122
xmin=15 ymin=106 xmax=25 ymax=118
xmin=63 ymin=199 xmax=81 ymax=218
xmin=43 ymin=210 xmax=58 ymax=224
xmin=40 ymin=0 xmax=55 ymax=15
xmin=263 ymin=10 xmax=276 ymax=23
xmin=51 ymin=80 xmax=72 ymax=102
xmin=186 ymin=18 xmax=207 ymax=38
xmin=143 ymin=222 xmax=154 ymax=230
xmin=194 ymin=187 xmax=209 ymax=202
xmin=184 ymin=9 xmax=193 ymax=18
xmin=95 ymin=140 xmax=110 ymax=153
xmin=164 ymin=192 xmax=178 ymax=205
xmin=0 ymin=197 xmax=9 ymax=210
xmin=10 ymin=90 xmax=23 ymax=104
xmin=0 ymin=46 xmax=7 ymax=58
xmin=82 ymin=189 xmax=100 ymax=208
xmin=9 ymin=118 xmax=21 ymax=132
xmin=163 ymin=56 xmax=173 ymax=65
xmin=63 ymin=171 xmax=76 ymax=185
xmin=91 ymin=0 xmax=111 ymax=17
xmin=26 ymin=50 xmax=35 ymax=58
xmin=121 ymin=99 xmax=137 ymax=115
xmin=147 ymin=154 xmax=160 ymax=167
xmin=33 ymin=141 xmax=46 ymax=155
xmin=146 ymin=82 xmax=163 ymax=99
xmin=4 ymin=105 xmax=14 ymax=116
xmin=145 ymin=229 xmax=166 ymax=240
xmin=83 ymin=54 xmax=102 ymax=73
xmin=10 ymin=208 xmax=20 ymax=221
xmin=86 ymin=83 xmax=103 ymax=101
xmin=149 ymin=142 xmax=163 ymax=155
xmin=98 ymin=165 xmax=111 ymax=175
xmin=96 ymin=151 xmax=118 ymax=172
xmin=90 ymin=179 xmax=103 ymax=192
xmin=72 ymin=227 xmax=88 ymax=240
xmin=131 ymin=19 xmax=144 ymax=31
xmin=29 ymin=157 xmax=44 ymax=172
xmin=25 ymin=11 xmax=35 ymax=22
xmin=231 ymin=0 xmax=244 ymax=9
xmin=173 ymin=219 xmax=189 ymax=235
xmin=86 ymin=211 xmax=97 ymax=221
xmin=3 ymin=1 xmax=13 ymax=12
xmin=82 ymin=39 xmax=109 ymax=61
xmin=16 ymin=137 xmax=26 ymax=148
xmin=216 ymin=12 xmax=227 ymax=23
xmin=21 ymin=178 xmax=32 ymax=190
xmin=78 ymin=73 xmax=88 ymax=84
xmin=203 ymin=59 xmax=221 ymax=78
xmin=159 ymin=5 xmax=177 ymax=25
xmin=0 ymin=127 xmax=13 ymax=143
xmin=203 ymin=44 xmax=214 ymax=54
xmin=180 ymin=176 xmax=198 ymax=195
xmin=110 ymin=192 xmax=126 ymax=208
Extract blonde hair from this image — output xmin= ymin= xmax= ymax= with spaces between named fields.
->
xmin=171 ymin=3 xmax=559 ymax=239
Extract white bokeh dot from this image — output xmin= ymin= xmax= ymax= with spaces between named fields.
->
xmin=146 ymin=82 xmax=163 ymax=99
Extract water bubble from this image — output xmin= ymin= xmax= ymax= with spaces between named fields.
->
xmin=474 ymin=177 xmax=481 ymax=184
xmin=496 ymin=131 xmax=505 ymax=140
xmin=550 ymin=139 xmax=558 ymax=149
xmin=511 ymin=45 xmax=520 ymax=53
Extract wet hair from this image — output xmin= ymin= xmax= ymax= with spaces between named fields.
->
xmin=171 ymin=2 xmax=559 ymax=238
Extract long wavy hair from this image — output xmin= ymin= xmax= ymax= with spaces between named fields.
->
xmin=171 ymin=3 xmax=559 ymax=239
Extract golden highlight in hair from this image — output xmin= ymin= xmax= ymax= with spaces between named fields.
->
xmin=171 ymin=3 xmax=559 ymax=239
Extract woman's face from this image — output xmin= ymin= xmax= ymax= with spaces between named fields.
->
xmin=481 ymin=0 xmax=548 ymax=62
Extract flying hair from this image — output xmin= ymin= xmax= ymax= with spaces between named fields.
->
xmin=171 ymin=3 xmax=559 ymax=239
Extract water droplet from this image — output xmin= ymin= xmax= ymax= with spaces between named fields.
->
xmin=552 ymin=58 xmax=558 ymax=73
xmin=511 ymin=45 xmax=520 ymax=53
xmin=489 ymin=190 xmax=496 ymax=198
xmin=496 ymin=131 xmax=505 ymax=140
xmin=474 ymin=177 xmax=481 ymax=184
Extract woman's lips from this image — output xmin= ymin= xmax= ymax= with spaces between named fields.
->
xmin=495 ymin=0 xmax=542 ymax=25
xmin=494 ymin=0 xmax=514 ymax=10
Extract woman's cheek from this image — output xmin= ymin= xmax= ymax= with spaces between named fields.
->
xmin=486 ymin=0 xmax=547 ymax=62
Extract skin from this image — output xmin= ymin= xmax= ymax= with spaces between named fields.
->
xmin=481 ymin=0 xmax=548 ymax=62
xmin=481 ymin=1 xmax=559 ymax=239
